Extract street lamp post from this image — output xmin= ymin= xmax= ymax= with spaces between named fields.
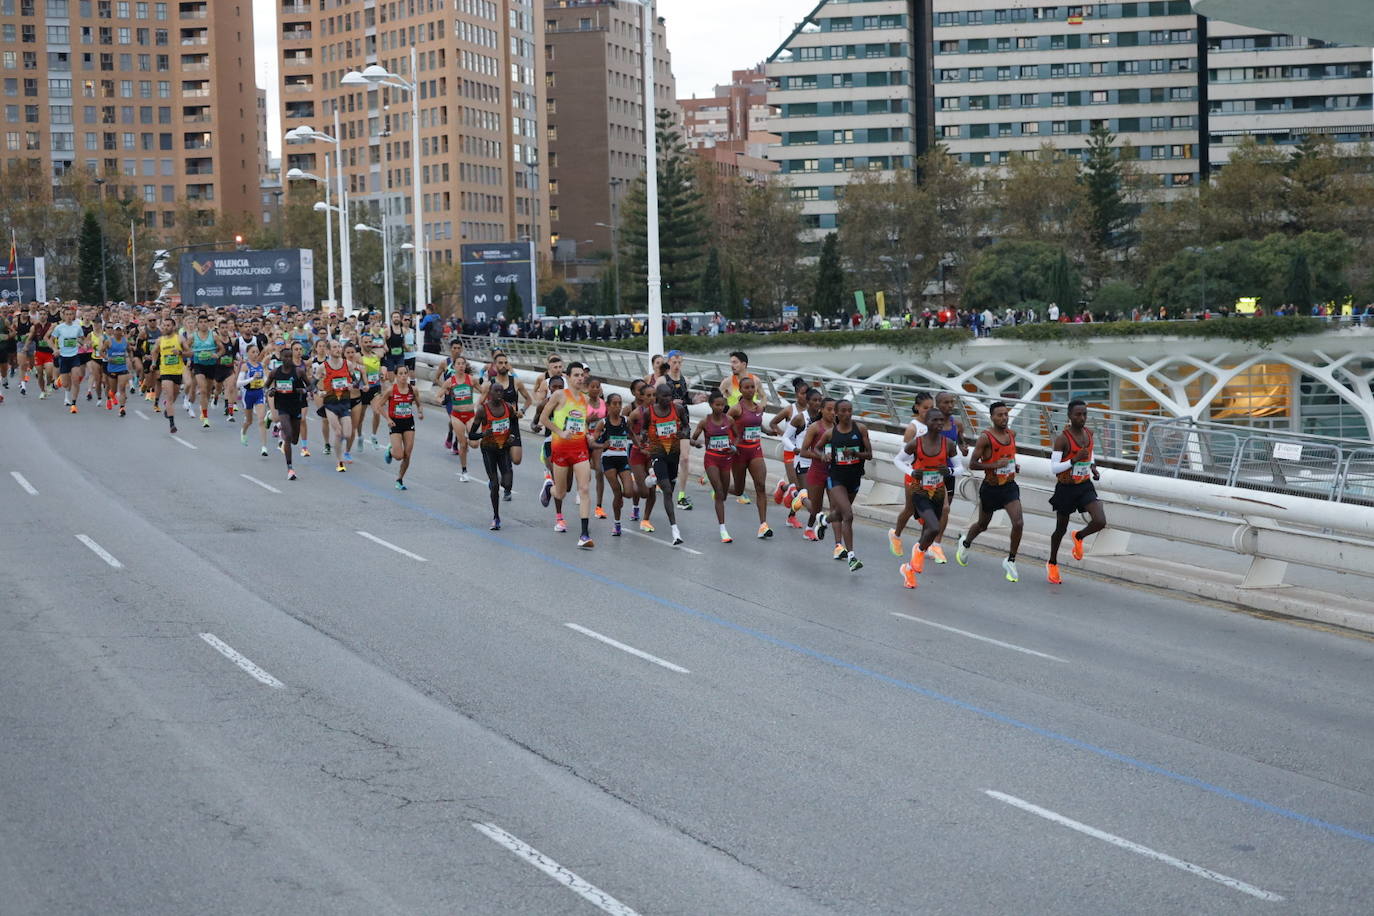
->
xmin=623 ymin=0 xmax=662 ymax=354
xmin=92 ymin=177 xmax=108 ymax=304
xmin=357 ymin=221 xmax=393 ymax=319
xmin=343 ymin=47 xmax=425 ymax=315
xmin=285 ymin=164 xmax=335 ymax=313
xmin=285 ymin=117 xmax=352 ymax=314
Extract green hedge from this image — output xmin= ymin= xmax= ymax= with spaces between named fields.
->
xmin=990 ymin=315 xmax=1328 ymax=348
xmin=599 ymin=327 xmax=975 ymax=356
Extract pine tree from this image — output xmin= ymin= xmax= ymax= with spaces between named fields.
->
xmin=1082 ymin=125 xmax=1130 ymax=252
xmin=506 ymin=281 xmax=524 ymax=319
xmin=78 ymin=209 xmax=105 ymax=304
xmin=812 ymin=232 xmax=845 ymax=317
xmin=1049 ymin=249 xmax=1078 ymax=313
xmin=620 ymin=109 xmax=707 ymax=311
xmin=698 ymin=247 xmax=723 ymax=313
xmin=1284 ymin=252 xmax=1313 ymax=309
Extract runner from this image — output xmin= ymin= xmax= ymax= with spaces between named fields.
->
xmin=379 ymin=363 xmax=423 ymax=490
xmin=796 ymin=397 xmax=836 ymax=542
xmin=382 ymin=314 xmax=406 ymax=379
xmin=537 ymin=361 xmax=595 ymax=549
xmin=99 ymin=323 xmax=132 ymax=417
xmin=29 ymin=306 xmax=54 ymax=398
xmin=318 ymin=339 xmax=354 ymax=472
xmin=215 ymin=315 xmax=238 ymax=421
xmin=811 ymin=399 xmax=872 ymax=571
xmin=663 ymin=350 xmax=700 ymax=512
xmin=586 ymin=376 xmax=609 ymax=518
xmin=237 ymin=344 xmax=270 ymax=455
xmin=691 ymin=392 xmax=737 ymax=543
xmin=358 ymin=337 xmax=385 ymax=449
xmin=268 ymin=344 xmax=307 ymax=480
xmin=50 ymin=305 xmax=87 ymax=413
xmin=479 ymin=349 xmax=533 ymax=485
xmin=468 ymin=380 xmax=515 ymax=529
xmin=888 ymin=392 xmax=934 ymax=556
xmin=440 ymin=350 xmax=477 ymax=480
xmin=0 ymin=308 xmax=16 ymax=401
xmin=899 ymin=408 xmax=953 ymax=589
xmin=930 ymin=392 xmax=969 ymax=564
xmin=1047 ymin=399 xmax=1107 ymax=584
xmin=767 ymin=377 xmax=810 ymax=506
xmin=625 ymin=379 xmax=653 ymax=524
xmin=593 ymin=392 xmax=635 ymax=537
xmin=635 ymin=382 xmax=688 ymax=544
xmin=188 ymin=313 xmax=221 ymax=428
xmin=955 ymin=401 xmax=1023 ymax=582
xmin=87 ymin=317 xmax=106 ymax=407
xmin=155 ymin=315 xmax=189 ymax=434
xmin=727 ymin=375 xmax=773 ymax=538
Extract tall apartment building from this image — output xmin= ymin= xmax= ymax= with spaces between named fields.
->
xmin=678 ymin=65 xmax=779 ymax=181
xmin=543 ymin=0 xmax=676 ymax=264
xmin=1 ymin=0 xmax=261 ymax=228
xmin=764 ymin=0 xmax=933 ymax=239
xmin=278 ymin=0 xmax=547 ymax=288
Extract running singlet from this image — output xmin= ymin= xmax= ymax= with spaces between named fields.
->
xmin=88 ymin=331 xmax=103 ymax=359
xmin=734 ymin=401 xmax=764 ymax=449
xmin=1057 ymin=428 xmax=1094 ymax=484
xmin=723 ymin=373 xmax=758 ymax=408
xmin=105 ymin=338 xmax=128 ymax=373
xmin=645 ymin=405 xmax=681 ymax=456
xmin=242 ymin=362 xmax=266 ymax=389
xmin=828 ymin=424 xmax=865 ymax=470
xmin=361 ymin=354 xmax=382 ymax=389
xmin=191 ymin=330 xmax=217 ymax=365
xmin=553 ymin=391 xmax=589 ymax=441
xmin=598 ymin=417 xmax=630 ymax=457
xmin=449 ymin=374 xmax=476 ymax=415
xmin=913 ymin=437 xmax=950 ymax=496
xmin=387 ymin=385 xmax=416 ymax=420
xmin=158 ymin=334 xmax=183 ymax=372
xmin=322 ymin=360 xmax=352 ymax=401
xmin=481 ymin=403 xmax=512 ymax=449
xmin=985 ymin=430 xmax=1017 ymax=485
xmin=703 ymin=417 xmax=734 ymax=457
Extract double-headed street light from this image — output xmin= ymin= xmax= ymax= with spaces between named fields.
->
xmin=623 ymin=0 xmax=663 ymax=355
xmin=285 ymin=166 xmax=335 ymax=313
xmin=285 ymin=113 xmax=352 ymax=314
xmin=343 ymin=48 xmax=425 ymax=315
xmin=356 ymin=221 xmax=394 ymax=320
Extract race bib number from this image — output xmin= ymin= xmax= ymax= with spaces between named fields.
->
xmin=392 ymin=401 xmax=413 ymax=417
xmin=219 ymin=354 xmax=233 ymax=366
xmin=708 ymin=434 xmax=731 ymax=451
xmin=608 ymin=435 xmax=629 ymax=452
xmin=834 ymin=446 xmax=859 ymax=465
xmin=330 ymin=376 xmax=349 ymax=391
xmin=655 ymin=420 xmax=677 ymax=439
xmin=742 ymin=425 xmax=761 ymax=444
xmin=108 ymin=356 xmax=126 ymax=371
xmin=563 ymin=412 xmax=585 ymax=435
xmin=162 ymin=354 xmax=180 ymax=368
xmin=390 ymin=346 xmax=403 ymax=356
xmin=491 ymin=417 xmax=510 ymax=435
xmin=274 ymin=378 xmax=294 ymax=394
xmin=365 ymin=370 xmax=380 ymax=385
xmin=1072 ymin=460 xmax=1091 ymax=482
xmin=921 ymin=470 xmax=944 ymax=492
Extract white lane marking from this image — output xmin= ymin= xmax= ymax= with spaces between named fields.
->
xmin=564 ymin=623 xmax=690 ymax=674
xmin=892 ymin=613 xmax=1068 ymax=663
xmin=239 ymin=473 xmax=282 ymax=494
xmin=134 ymin=409 xmax=150 ymax=420
xmin=623 ymin=528 xmax=704 ymax=556
xmin=75 ymin=534 xmax=123 ymax=569
xmin=472 ymin=822 xmax=642 ymax=916
xmin=172 ymin=436 xmax=198 ymax=450
xmin=198 ymin=633 xmax=286 ymax=689
xmin=984 ymin=790 xmax=1284 ymax=902
xmin=355 ymin=530 xmax=427 ymax=562
xmin=10 ymin=471 xmax=38 ymax=495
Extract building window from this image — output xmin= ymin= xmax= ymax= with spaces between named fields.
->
xmin=941 ymin=125 xmax=960 ymax=138
xmin=1090 ymin=90 xmax=1107 ymax=103
xmin=1089 ymin=33 xmax=1111 ymax=46
xmin=1021 ymin=121 xmax=1040 ymax=135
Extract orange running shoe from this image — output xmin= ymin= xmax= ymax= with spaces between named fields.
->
xmin=910 ymin=545 xmax=925 ymax=573
xmin=803 ymin=527 xmax=819 ymax=542
xmin=1046 ymin=563 xmax=1063 ymax=584
xmin=594 ymin=505 xmax=608 ymax=519
xmin=1071 ymin=532 xmax=1085 ymax=561
xmin=928 ymin=543 xmax=947 ymax=565
xmin=900 ymin=563 xmax=917 ymax=589
xmin=785 ymin=513 xmax=803 ymax=530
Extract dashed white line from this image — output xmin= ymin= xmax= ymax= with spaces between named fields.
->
xmin=239 ymin=473 xmax=283 ymax=494
xmin=355 ymin=530 xmax=427 ymax=562
xmin=472 ymin=822 xmax=641 ymax=916
xmin=75 ymin=534 xmax=123 ymax=568
xmin=10 ymin=471 xmax=38 ymax=495
xmin=564 ymin=623 xmax=690 ymax=674
xmin=892 ymin=613 xmax=1068 ymax=663
xmin=134 ymin=409 xmax=150 ymax=420
xmin=984 ymin=790 xmax=1284 ymax=902
xmin=198 ymin=633 xmax=286 ymax=688
xmin=623 ymin=529 xmax=703 ymax=556
xmin=172 ymin=436 xmax=198 ymax=450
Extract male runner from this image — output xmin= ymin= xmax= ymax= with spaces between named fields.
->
xmin=899 ymin=409 xmax=953 ymax=589
xmin=955 ymin=401 xmax=1023 ymax=582
xmin=537 ymin=361 xmax=596 ymax=548
xmin=663 ymin=349 xmax=701 ymax=511
xmin=1047 ymin=399 xmax=1107 ymax=583
xmin=50 ymin=306 xmax=87 ymax=413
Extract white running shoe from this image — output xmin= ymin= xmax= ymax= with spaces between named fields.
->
xmin=1002 ymin=558 xmax=1019 ymax=582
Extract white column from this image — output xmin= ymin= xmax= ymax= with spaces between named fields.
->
xmin=322 ymin=150 xmax=336 ymax=312
xmin=410 ymin=46 xmax=425 ymax=314
xmin=641 ymin=0 xmax=663 ymax=356
xmin=334 ymin=109 xmax=354 ymax=316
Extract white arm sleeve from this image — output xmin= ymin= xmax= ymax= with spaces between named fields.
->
xmin=1049 ymin=450 xmax=1072 ymax=474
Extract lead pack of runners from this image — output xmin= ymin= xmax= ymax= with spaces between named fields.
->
xmin=0 ymin=302 xmax=1110 ymax=587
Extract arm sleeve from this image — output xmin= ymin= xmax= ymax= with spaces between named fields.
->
xmin=1049 ymin=450 xmax=1071 ymax=474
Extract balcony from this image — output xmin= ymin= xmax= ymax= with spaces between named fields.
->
xmin=185 ymin=157 xmax=213 ymax=174
xmin=183 ymin=131 xmax=212 ymax=149
xmin=281 ymin=1 xmax=310 ymax=12
xmin=281 ymin=27 xmax=312 ymax=42
xmin=284 ymin=81 xmax=314 ymax=94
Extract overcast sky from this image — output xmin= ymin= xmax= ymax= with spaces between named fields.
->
xmin=254 ymin=0 xmax=803 ymax=158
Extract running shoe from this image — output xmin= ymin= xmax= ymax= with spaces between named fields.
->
xmin=757 ymin=523 xmax=774 ymax=539
xmin=371 ymin=435 xmax=379 ymax=449
xmin=260 ymin=447 xmax=269 ymax=457
xmin=490 ymin=518 xmax=501 ymax=530
xmin=85 ymin=390 xmax=92 ymax=401
xmin=630 ymin=506 xmax=641 ymax=522
xmin=671 ymin=525 xmax=683 ymax=546
xmin=105 ymin=397 xmax=114 ymax=411
xmin=342 ymin=451 xmax=353 ymax=464
xmin=790 ymin=495 xmax=806 ymax=512
xmin=241 ymin=430 xmax=248 ymax=446
xmin=459 ymin=471 xmax=470 ymax=482
xmin=929 ymin=544 xmax=947 ymax=565
xmin=577 ymin=535 xmax=594 ymax=550
xmin=539 ymin=477 xmax=553 ymax=507
xmin=900 ymin=563 xmax=917 ymax=589
xmin=336 ymin=462 xmax=346 ymax=473
xmin=785 ymin=512 xmax=803 ymax=530
xmin=848 ymin=554 xmax=863 ymax=573
xmin=1071 ymin=532 xmax=1085 ymax=561
xmin=169 ymin=422 xmax=177 ymax=434
xmin=503 ymin=489 xmax=512 ymax=502
xmin=676 ymin=493 xmax=693 ymax=510
xmin=910 ymin=546 xmax=925 ymax=573
xmin=644 ymin=474 xmax=657 ymax=488
xmin=888 ymin=528 xmax=902 ymax=557
xmin=697 ymin=475 xmax=708 ymax=487
xmin=19 ymin=383 xmax=25 ymax=396
xmin=395 ymin=479 xmax=407 ymax=491
xmin=612 ymin=522 xmax=622 ymax=537
xmin=1046 ymin=562 xmax=1062 ymax=584
xmin=69 ymin=404 xmax=78 ymax=414
xmin=38 ymin=390 xmax=46 ymax=399
xmin=772 ymin=480 xmax=787 ymax=505
xmin=832 ymin=544 xmax=848 ymax=560
xmin=323 ymin=442 xmax=331 ymax=455
xmin=956 ymin=537 xmax=970 ymax=567
xmin=785 ymin=484 xmax=798 ymax=505
xmin=287 ymin=468 xmax=297 ymax=481
xmin=639 ymin=520 xmax=655 ymax=533
xmin=816 ymin=512 xmax=828 ymax=540
xmin=594 ymin=506 xmax=607 ymax=519
xmin=1003 ymin=558 xmax=1019 ymax=582
xmin=384 ymin=446 xmax=393 ymax=464
xmin=803 ymin=527 xmax=818 ymax=542
xmin=720 ymin=526 xmax=732 ymax=543
xmin=554 ymin=515 xmax=567 ymax=533
xmin=737 ymin=494 xmax=752 ymax=505
xmin=300 ymin=446 xmax=311 ymax=457
xmin=118 ymin=407 xmax=125 ymax=417
xmin=201 ymin=417 xmax=210 ymax=428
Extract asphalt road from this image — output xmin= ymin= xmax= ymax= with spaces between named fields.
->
xmin=2 ymin=390 xmax=1373 ymax=915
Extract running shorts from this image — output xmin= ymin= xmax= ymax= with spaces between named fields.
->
xmin=360 ymin=387 xmax=380 ymax=406
xmin=979 ymin=480 xmax=1021 ymax=514
xmin=389 ymin=417 xmax=416 ymax=434
xmin=628 ymin=445 xmax=647 ymax=467
xmin=650 ymin=454 xmax=679 ymax=484
xmin=827 ymin=468 xmax=863 ymax=498
xmin=404 ymin=357 xmax=417 ymax=371
xmin=782 ymin=449 xmax=797 ymax=465
xmin=601 ymin=455 xmax=629 ymax=473
xmin=704 ymin=451 xmax=734 ymax=471
xmin=733 ymin=444 xmax=763 ymax=467
xmin=243 ymin=389 xmax=265 ymax=410
xmin=159 ymin=373 xmax=181 ymax=385
xmin=550 ymin=437 xmax=591 ymax=468
xmin=323 ymin=400 xmax=351 ymax=417
xmin=57 ymin=354 xmax=81 ymax=373
xmin=1049 ymin=480 xmax=1099 ymax=515
xmin=34 ymin=351 xmax=53 ymax=366
xmin=450 ymin=409 xmax=476 ymax=424
xmin=78 ymin=352 xmax=92 ymax=365
xmin=215 ymin=363 xmax=234 ymax=383
xmin=909 ymin=489 xmax=945 ymax=518
xmin=805 ymin=460 xmax=829 ymax=488
xmin=192 ymin=362 xmax=216 ymax=377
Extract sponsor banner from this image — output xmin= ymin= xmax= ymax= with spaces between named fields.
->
xmin=460 ymin=241 xmax=535 ymax=320
xmin=179 ymin=249 xmax=315 ymax=310
xmin=0 ymin=257 xmax=47 ymax=303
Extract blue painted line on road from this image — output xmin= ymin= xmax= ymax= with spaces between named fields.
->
xmin=349 ymin=477 xmax=1374 ymax=848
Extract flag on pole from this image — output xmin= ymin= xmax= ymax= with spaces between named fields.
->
xmin=6 ymin=229 xmax=15 ymax=277
xmin=129 ymin=221 xmax=138 ymax=305
xmin=126 ymin=223 xmax=134 ymax=257
xmin=854 ymin=290 xmax=867 ymax=317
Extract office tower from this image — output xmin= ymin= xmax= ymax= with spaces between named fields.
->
xmin=543 ymin=0 xmax=676 ymax=275
xmin=678 ymin=65 xmax=780 ymax=181
xmin=0 ymin=0 xmax=262 ymax=227
xmin=278 ymin=0 xmax=547 ymax=292
xmin=765 ymin=0 xmax=933 ymax=239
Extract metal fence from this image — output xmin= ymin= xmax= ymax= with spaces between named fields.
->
xmin=1338 ymin=448 xmax=1374 ymax=507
